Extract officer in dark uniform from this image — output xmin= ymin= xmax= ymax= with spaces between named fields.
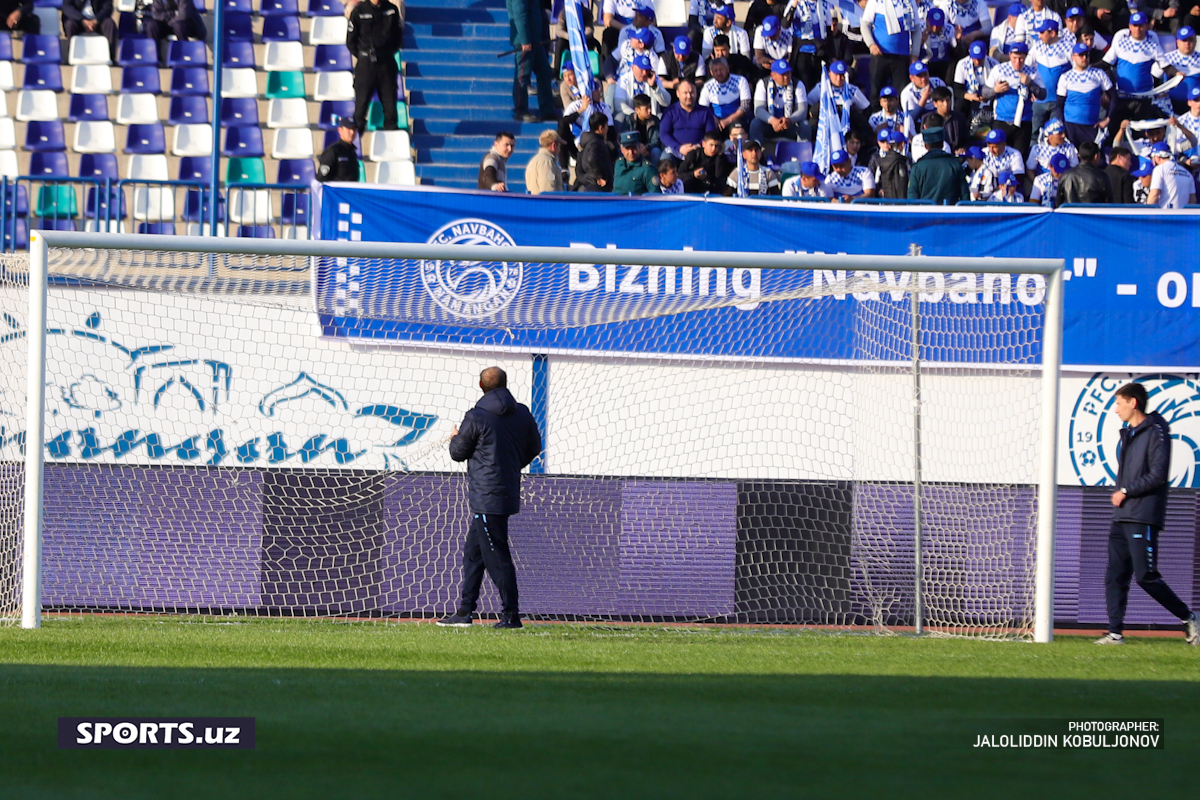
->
xmin=317 ymin=118 xmax=361 ymax=182
xmin=346 ymin=0 xmax=405 ymax=133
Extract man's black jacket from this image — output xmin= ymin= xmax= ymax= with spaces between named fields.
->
xmin=317 ymin=139 xmax=360 ymax=182
xmin=1105 ymin=163 xmax=1137 ymax=204
xmin=680 ymin=146 xmax=731 ymax=193
xmin=346 ymin=0 xmax=403 ymax=62
xmin=575 ymin=130 xmax=614 ymax=191
xmin=449 ymin=388 xmax=542 ymax=515
xmin=1056 ymin=162 xmax=1113 ymax=205
xmin=1114 ymin=411 xmax=1171 ymax=529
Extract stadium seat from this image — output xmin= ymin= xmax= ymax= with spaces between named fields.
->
xmin=309 ymin=15 xmax=347 ymax=45
xmin=0 ymin=118 xmax=13 ymax=150
xmin=35 ymin=185 xmax=78 ymax=218
xmin=117 ymin=38 xmax=157 ymax=67
xmin=0 ymin=32 xmax=11 ymax=61
xmin=320 ymin=128 xmax=341 ymax=150
xmin=368 ymin=131 xmax=410 ymax=162
xmin=226 ymin=157 xmax=265 ymax=183
xmin=308 ymin=0 xmax=344 ymax=15
xmin=172 ymin=124 xmax=213 ymax=157
xmin=32 ymin=218 xmax=79 ymax=232
xmin=68 ymin=35 xmax=111 ymax=65
xmin=78 ymin=153 xmax=119 ymax=180
xmin=185 ymin=222 xmax=227 ymax=236
xmin=24 ymin=120 xmax=66 ymax=152
xmin=281 ymin=224 xmax=308 ymax=239
xmin=29 ymin=151 xmax=70 ymax=178
xmin=261 ymin=0 xmax=299 ymax=14
xmin=271 ymin=128 xmax=314 ymax=159
xmin=367 ymin=100 xmax=410 ymax=131
xmin=220 ymin=97 xmax=260 ymax=127
xmin=228 ymin=188 xmax=272 ymax=224
xmin=68 ymin=93 xmax=109 ymax=121
xmin=267 ymin=97 xmax=309 ymax=129
xmin=238 ymin=225 xmax=276 ymax=238
xmin=33 ymin=0 xmax=64 ymax=8
xmin=121 ymin=66 xmax=161 ymax=94
xmin=117 ymin=12 xmax=144 ymax=39
xmin=72 ymin=120 xmax=117 ymax=154
xmin=313 ymin=71 xmax=353 ymax=101
xmin=280 ymin=192 xmax=308 ymax=224
xmin=182 ymin=189 xmax=225 ymax=222
xmin=219 ymin=0 xmax=252 ymax=12
xmin=126 ymin=153 xmax=168 ymax=180
xmin=374 ymin=160 xmax=416 ymax=185
xmin=222 ymin=41 xmax=256 ymax=69
xmin=266 ymin=71 xmax=305 ymax=99
xmin=70 ymin=64 xmax=113 ymax=94
xmin=2 ymin=184 xmax=28 ymax=215
xmin=264 ymin=41 xmax=304 ymax=72
xmin=125 ymin=123 xmax=166 ymax=154
xmin=115 ymin=0 xmax=135 ymax=9
xmin=277 ymin=159 xmax=315 ymax=184
xmin=0 ymin=150 xmax=17 ymax=179
xmin=167 ymin=40 xmax=208 ymax=67
xmin=318 ymin=100 xmax=355 ymax=129
xmin=116 ymin=93 xmax=159 ymax=124
xmin=263 ymin=15 xmax=302 ymax=42
xmin=178 ymin=156 xmax=212 ymax=182
xmin=224 ymin=126 xmax=264 ymax=157
xmin=774 ymin=140 xmax=812 ymax=167
xmin=221 ymin=68 xmax=259 ymax=98
xmin=224 ymin=12 xmax=254 ymax=42
xmin=84 ymin=219 xmax=128 ymax=232
xmin=85 ymin=186 xmax=127 ymax=219
xmin=23 ymin=64 xmax=63 ymax=92
xmin=169 ymin=95 xmax=209 ymax=125
xmin=137 ymin=222 xmax=177 ymax=235
xmin=0 ymin=62 xmax=13 ymax=91
xmin=22 ymin=34 xmax=61 ymax=64
xmin=312 ymin=44 xmax=352 ymax=72
xmin=170 ymin=67 xmax=210 ymax=96
xmin=2 ymin=217 xmax=28 ymax=250
xmin=132 ymin=187 xmax=175 ymax=221
xmin=16 ymin=89 xmax=58 ymax=121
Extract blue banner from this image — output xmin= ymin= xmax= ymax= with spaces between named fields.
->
xmin=315 ymin=185 xmax=1200 ymax=368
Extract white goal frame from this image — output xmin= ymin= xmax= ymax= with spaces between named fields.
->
xmin=18 ymin=230 xmax=1065 ymax=640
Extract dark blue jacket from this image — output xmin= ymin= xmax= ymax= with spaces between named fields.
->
xmin=449 ymin=387 xmax=542 ymax=515
xmin=1114 ymin=411 xmax=1171 ymax=528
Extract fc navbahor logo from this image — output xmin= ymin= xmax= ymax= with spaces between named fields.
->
xmin=420 ymin=218 xmax=523 ymax=319
xmin=1069 ymin=374 xmax=1200 ymax=487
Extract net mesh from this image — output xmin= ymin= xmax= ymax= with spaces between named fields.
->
xmin=0 ymin=246 xmax=1047 ymax=637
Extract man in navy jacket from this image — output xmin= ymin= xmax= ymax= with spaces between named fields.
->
xmin=1096 ymin=382 xmax=1198 ymax=645
xmin=439 ymin=367 xmax=542 ymax=630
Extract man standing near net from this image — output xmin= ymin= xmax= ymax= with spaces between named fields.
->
xmin=1096 ymin=383 xmax=1199 ymax=646
xmin=439 ymin=367 xmax=542 ymax=630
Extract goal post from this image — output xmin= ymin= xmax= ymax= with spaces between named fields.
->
xmin=9 ymin=231 xmax=1064 ymax=640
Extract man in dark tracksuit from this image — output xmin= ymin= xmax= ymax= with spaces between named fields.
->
xmin=439 ymin=367 xmax=542 ymax=630
xmin=347 ymin=0 xmax=404 ymax=133
xmin=507 ymin=0 xmax=556 ymax=122
xmin=1096 ymin=382 xmax=1198 ymax=645
xmin=316 ymin=118 xmax=360 ymax=182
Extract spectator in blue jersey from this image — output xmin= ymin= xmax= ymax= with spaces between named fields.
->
xmin=1172 ymin=86 xmax=1200 ymax=162
xmin=1160 ymin=27 xmax=1200 ymax=114
xmin=1104 ymin=13 xmax=1166 ymax=127
xmin=1029 ymin=151 xmax=1070 ymax=206
xmin=658 ymin=159 xmax=685 ymax=193
xmin=615 ymin=54 xmax=671 ymax=124
xmin=1057 ymin=42 xmax=1114 ymax=148
xmin=923 ymin=8 xmax=955 ymax=83
xmin=990 ymin=4 xmax=1024 ymax=60
xmin=700 ymin=56 xmax=753 ymax=133
xmin=1026 ymin=117 xmax=1079 ymax=175
xmin=616 ymin=1 xmax=666 ymax=56
xmin=1132 ymin=153 xmax=1154 ymax=201
xmin=782 ymin=160 xmax=834 ymax=198
xmin=986 ymin=41 xmax=1046 ymax=156
xmin=1062 ymin=7 xmax=1108 ymax=51
xmin=688 ymin=0 xmax=726 ymax=51
xmin=753 ymin=14 xmax=793 ymax=74
xmin=1147 ymin=142 xmax=1198 ymax=207
xmin=783 ymin=0 xmax=828 ymax=92
xmin=826 ymin=148 xmax=877 ymax=201
xmin=944 ymin=0 xmax=991 ymax=60
xmin=983 ymin=127 xmax=1026 ymax=179
xmin=660 ymin=80 xmax=717 ymax=162
xmin=869 ymin=85 xmax=907 ymax=135
xmin=965 ymin=145 xmax=996 ymax=199
xmin=1029 ymin=19 xmax=1073 ymax=135
xmin=1015 ymin=0 xmax=1063 ymax=47
xmin=702 ymin=4 xmax=751 ymax=62
xmin=602 ymin=0 xmax=640 ymax=60
xmin=663 ymin=35 xmax=700 ymax=93
xmin=901 ymin=61 xmax=947 ymax=132
xmin=807 ymin=60 xmax=871 ymax=140
xmin=992 ymin=169 xmax=1025 ymax=202
xmin=861 ymin=0 xmax=923 ymax=107
xmin=752 ymin=59 xmax=809 ymax=145
xmin=954 ymin=39 xmax=997 ymax=128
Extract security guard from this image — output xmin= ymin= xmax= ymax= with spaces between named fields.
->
xmin=346 ymin=0 xmax=404 ymax=133
xmin=317 ymin=118 xmax=361 ymax=182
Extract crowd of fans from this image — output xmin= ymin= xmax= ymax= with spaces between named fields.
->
xmin=480 ymin=0 xmax=1200 ymax=207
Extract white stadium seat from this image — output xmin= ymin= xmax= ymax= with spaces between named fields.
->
xmin=85 ymin=219 xmax=128 ymax=233
xmin=264 ymin=41 xmax=304 ymax=72
xmin=70 ymin=64 xmax=114 ymax=94
xmin=15 ymin=90 xmax=57 ymax=121
xmin=116 ymin=93 xmax=159 ymax=124
xmin=0 ymin=149 xmax=16 ymax=178
xmin=267 ymin=97 xmax=309 ymax=129
xmin=271 ymin=127 xmax=315 ymax=159
xmin=73 ymin=120 xmax=117 ymax=153
xmin=68 ymin=35 xmax=112 ymax=65
xmin=171 ymin=124 xmax=213 ymax=157
xmin=313 ymin=71 xmax=353 ymax=101
xmin=309 ymin=16 xmax=348 ymax=45
xmin=281 ymin=226 xmax=309 ymax=240
xmin=0 ymin=118 xmax=13 ymax=150
xmin=0 ymin=62 xmax=13 ymax=92
xmin=221 ymin=68 xmax=259 ymax=98
xmin=0 ymin=92 xmax=8 ymax=117
xmin=132 ymin=188 xmax=176 ymax=222
xmin=368 ymin=130 xmax=411 ymax=162
xmin=115 ymin=0 xmax=136 ymax=11
xmin=374 ymin=160 xmax=416 ymax=185
xmin=126 ymin=153 xmax=168 ymax=180
xmin=227 ymin=188 xmax=273 ymax=225
xmin=186 ymin=222 xmax=228 ymax=237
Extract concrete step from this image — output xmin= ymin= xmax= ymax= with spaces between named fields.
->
xmin=406 ymin=7 xmax=503 ymax=24
xmin=398 ymin=46 xmax=514 ymax=61
xmin=405 ymin=61 xmax=508 ymax=79
xmin=413 ymin=134 xmax=507 ymax=151
xmin=409 ymin=0 xmax=505 ymax=8
xmin=409 ymin=90 xmax=533 ymax=107
xmin=405 ymin=23 xmax=509 ymax=40
xmin=405 ymin=77 xmax=514 ymax=93
xmin=412 ymin=117 xmax=554 ymax=136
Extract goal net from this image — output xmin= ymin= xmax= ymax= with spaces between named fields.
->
xmin=0 ymin=235 xmax=1061 ymax=639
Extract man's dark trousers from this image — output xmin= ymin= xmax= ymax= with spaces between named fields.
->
xmin=353 ymin=59 xmax=399 ymax=132
xmin=514 ymin=45 xmax=555 ymax=116
xmin=458 ymin=512 xmax=519 ymax=615
xmin=1106 ymin=521 xmax=1190 ymax=634
xmin=869 ymin=53 xmax=910 ymax=106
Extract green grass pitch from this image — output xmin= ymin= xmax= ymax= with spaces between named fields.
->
xmin=1 ymin=617 xmax=1196 ymax=799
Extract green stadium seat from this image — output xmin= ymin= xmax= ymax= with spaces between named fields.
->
xmin=367 ymin=101 xmax=410 ymax=131
xmin=357 ymin=160 xmax=365 ymax=182
xmin=265 ymin=71 xmax=305 ymax=99
xmin=35 ymin=184 xmax=78 ymax=218
xmin=226 ymin=156 xmax=266 ymax=184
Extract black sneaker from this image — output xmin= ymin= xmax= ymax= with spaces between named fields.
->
xmin=436 ymin=612 xmax=473 ymax=628
xmin=512 ymin=111 xmax=539 ymax=123
xmin=493 ymin=614 xmax=523 ymax=629
xmin=1185 ymin=612 xmax=1198 ymax=646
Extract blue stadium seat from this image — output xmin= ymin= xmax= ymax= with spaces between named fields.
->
xmin=238 ymin=226 xmax=276 ymax=238
xmin=118 ymin=38 xmax=157 ymax=66
xmin=223 ymin=126 xmax=264 ymax=157
xmin=85 ymin=187 xmax=127 ymax=219
xmin=2 ymin=185 xmax=29 ymax=216
xmin=137 ymin=222 xmax=177 ymax=235
xmin=170 ymin=67 xmax=210 ymax=96
xmin=261 ymin=0 xmax=299 ymax=14
xmin=219 ymin=0 xmax=252 ymax=11
xmin=0 ymin=32 xmax=12 ymax=61
xmin=21 ymin=35 xmax=61 ymax=64
xmin=29 ymin=152 xmax=70 ymax=178
xmin=308 ymin=0 xmax=344 ymax=15
xmin=277 ymin=159 xmax=315 ymax=184
xmin=33 ymin=0 xmax=64 ymax=7
xmin=280 ymin=193 xmax=308 ymax=225
xmin=222 ymin=40 xmax=256 ymax=69
xmin=179 ymin=156 xmax=213 ymax=182
xmin=313 ymin=44 xmax=352 ymax=72
xmin=121 ymin=65 xmax=161 ymax=93
xmin=224 ymin=13 xmax=254 ymax=42
xmin=78 ymin=153 xmax=119 ymax=180
xmin=117 ymin=12 xmax=146 ymax=39
xmin=167 ymin=40 xmax=209 ymax=68
xmin=68 ymin=93 xmax=110 ymax=122
xmin=220 ymin=97 xmax=259 ymax=127
xmin=321 ymin=128 xmax=343 ymax=151
xmin=169 ymin=95 xmax=210 ymax=125
xmin=23 ymin=64 xmax=63 ymax=91
xmin=3 ymin=219 xmax=28 ymax=250
xmin=24 ymin=120 xmax=66 ymax=151
xmin=32 ymin=219 xmax=78 ymax=232
xmin=125 ymin=123 xmax=166 ymax=154
xmin=183 ymin=190 xmax=226 ymax=222
xmin=318 ymin=100 xmax=355 ymax=129
xmin=262 ymin=15 xmax=302 ymax=42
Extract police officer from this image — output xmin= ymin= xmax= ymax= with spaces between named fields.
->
xmin=346 ymin=0 xmax=404 ymax=133
xmin=317 ymin=118 xmax=361 ymax=182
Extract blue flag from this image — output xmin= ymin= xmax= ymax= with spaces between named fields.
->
xmin=812 ymin=70 xmax=847 ymax=175
xmin=736 ymin=145 xmax=749 ymax=198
